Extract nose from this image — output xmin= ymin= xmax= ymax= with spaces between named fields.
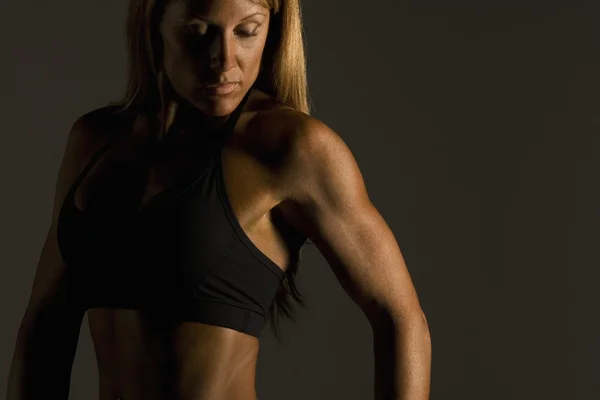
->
xmin=208 ymin=31 xmax=236 ymax=73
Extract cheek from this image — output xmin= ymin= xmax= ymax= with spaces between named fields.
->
xmin=239 ymin=40 xmax=267 ymax=75
xmin=162 ymin=42 xmax=199 ymax=90
xmin=239 ymin=50 xmax=262 ymax=73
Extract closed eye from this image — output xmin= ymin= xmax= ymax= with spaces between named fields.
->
xmin=185 ymin=22 xmax=261 ymax=39
xmin=236 ymin=29 xmax=259 ymax=38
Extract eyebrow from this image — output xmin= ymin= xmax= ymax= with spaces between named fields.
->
xmin=239 ymin=11 xmax=267 ymax=21
xmin=191 ymin=11 xmax=267 ymax=24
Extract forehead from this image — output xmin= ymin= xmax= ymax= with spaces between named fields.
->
xmin=164 ymin=0 xmax=267 ymax=22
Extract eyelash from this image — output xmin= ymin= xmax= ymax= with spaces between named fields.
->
xmin=236 ymin=30 xmax=259 ymax=38
xmin=185 ymin=26 xmax=259 ymax=39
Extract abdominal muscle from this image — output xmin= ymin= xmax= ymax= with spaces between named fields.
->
xmin=87 ymin=308 xmax=260 ymax=400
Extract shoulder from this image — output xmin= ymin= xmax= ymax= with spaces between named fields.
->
xmin=58 ymin=105 xmax=133 ymax=190
xmin=245 ymin=89 xmax=335 ymax=155
xmin=65 ymin=104 xmax=136 ymax=160
xmin=70 ymin=104 xmax=132 ymax=142
xmin=245 ymin=101 xmax=359 ymax=207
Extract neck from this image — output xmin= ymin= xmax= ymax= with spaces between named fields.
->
xmin=184 ymin=103 xmax=231 ymax=132
xmin=162 ymin=100 xmax=232 ymax=139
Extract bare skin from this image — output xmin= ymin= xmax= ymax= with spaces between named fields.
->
xmin=8 ymin=1 xmax=307 ymax=399
xmin=8 ymin=1 xmax=431 ymax=399
xmin=82 ymin=2 xmax=298 ymax=395
xmin=78 ymin=89 xmax=301 ymax=400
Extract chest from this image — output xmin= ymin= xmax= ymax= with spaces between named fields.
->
xmin=74 ymin=133 xmax=276 ymax=234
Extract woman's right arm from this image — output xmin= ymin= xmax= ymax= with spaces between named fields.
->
xmin=6 ymin=114 xmax=100 ymax=400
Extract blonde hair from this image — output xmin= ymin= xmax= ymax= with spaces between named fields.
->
xmin=112 ymin=0 xmax=312 ymax=343
xmin=113 ymin=0 xmax=311 ymax=115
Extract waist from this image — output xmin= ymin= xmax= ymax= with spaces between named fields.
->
xmin=89 ymin=308 xmax=260 ymax=400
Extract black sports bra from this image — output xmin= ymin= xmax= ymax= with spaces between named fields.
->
xmin=56 ymin=89 xmax=287 ymax=337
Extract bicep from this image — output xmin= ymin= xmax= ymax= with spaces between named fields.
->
xmin=277 ymin=118 xmax=424 ymax=323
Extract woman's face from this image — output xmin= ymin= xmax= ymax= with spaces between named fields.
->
xmin=160 ymin=0 xmax=270 ymax=116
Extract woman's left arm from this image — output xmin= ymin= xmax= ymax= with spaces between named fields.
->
xmin=275 ymin=115 xmax=432 ymax=400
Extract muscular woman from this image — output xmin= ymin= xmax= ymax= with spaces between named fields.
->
xmin=6 ymin=1 xmax=431 ymax=399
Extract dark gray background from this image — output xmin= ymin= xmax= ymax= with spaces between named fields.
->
xmin=2 ymin=1 xmax=598 ymax=399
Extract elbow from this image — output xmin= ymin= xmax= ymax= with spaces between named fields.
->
xmin=402 ymin=309 xmax=431 ymax=341
xmin=409 ymin=308 xmax=431 ymax=340
xmin=419 ymin=309 xmax=431 ymax=337
xmin=14 ymin=314 xmax=37 ymax=349
xmin=371 ymin=306 xmax=431 ymax=338
xmin=15 ymin=303 xmax=83 ymax=353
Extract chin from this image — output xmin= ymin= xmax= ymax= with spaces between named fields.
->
xmin=189 ymin=91 xmax=242 ymax=117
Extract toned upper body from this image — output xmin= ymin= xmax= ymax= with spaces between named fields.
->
xmin=7 ymin=0 xmax=431 ymax=399
xmin=61 ymin=88 xmax=311 ymax=400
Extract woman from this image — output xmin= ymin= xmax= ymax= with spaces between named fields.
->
xmin=7 ymin=0 xmax=431 ymax=399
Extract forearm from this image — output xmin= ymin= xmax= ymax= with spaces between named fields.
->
xmin=6 ymin=306 xmax=82 ymax=400
xmin=6 ymin=336 xmax=28 ymax=400
xmin=372 ymin=311 xmax=431 ymax=400
xmin=7 ymin=329 xmax=74 ymax=400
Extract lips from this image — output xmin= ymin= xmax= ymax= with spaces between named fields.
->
xmin=203 ymin=82 xmax=239 ymax=95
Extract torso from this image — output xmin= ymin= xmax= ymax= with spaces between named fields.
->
xmin=69 ymin=89 xmax=307 ymax=400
